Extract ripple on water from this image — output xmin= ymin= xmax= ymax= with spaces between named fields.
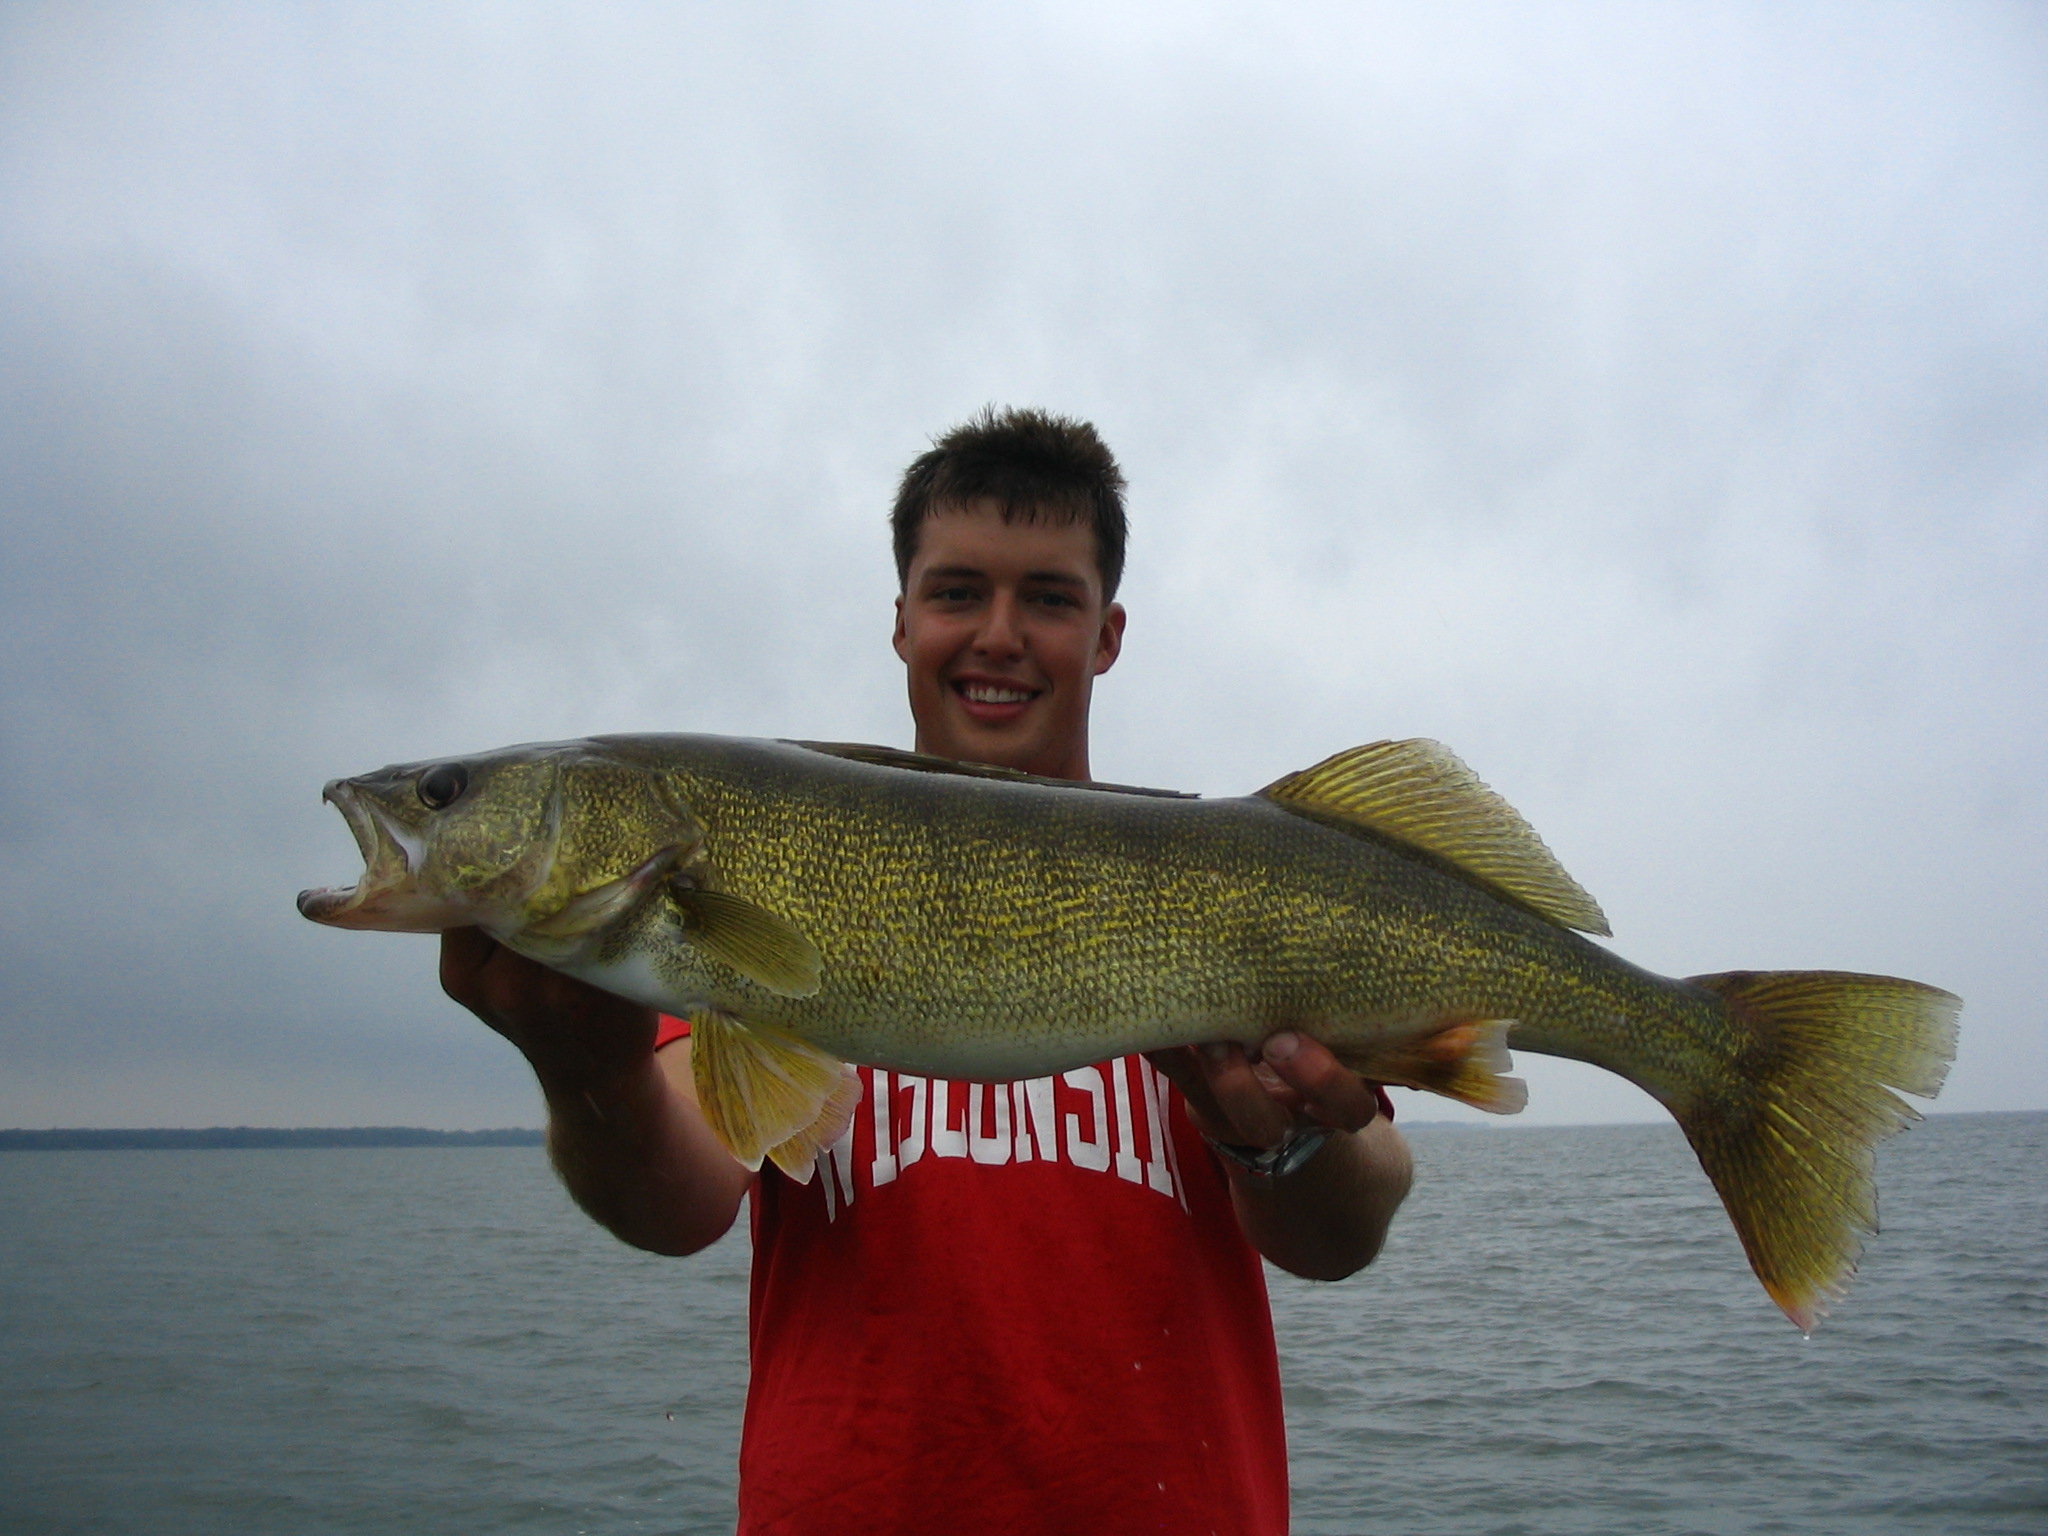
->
xmin=1277 ymin=1113 xmax=2048 ymax=1536
xmin=0 ymin=1120 xmax=2042 ymax=1535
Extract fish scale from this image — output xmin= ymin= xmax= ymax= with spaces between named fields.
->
xmin=299 ymin=731 xmax=1958 ymax=1330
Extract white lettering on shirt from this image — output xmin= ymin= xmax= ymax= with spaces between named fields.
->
xmin=1015 ymin=1076 xmax=1058 ymax=1162
xmin=968 ymin=1083 xmax=1012 ymax=1165
xmin=1139 ymin=1056 xmax=1189 ymax=1209
xmin=809 ymin=1059 xmax=1192 ymax=1222
xmin=930 ymin=1079 xmax=968 ymax=1158
xmin=1110 ymin=1057 xmax=1144 ymax=1185
xmin=1062 ymin=1066 xmax=1112 ymax=1172
xmin=898 ymin=1074 xmax=928 ymax=1171
xmin=816 ymin=1117 xmax=858 ymax=1217
xmin=826 ymin=1121 xmax=858 ymax=1206
xmin=871 ymin=1068 xmax=898 ymax=1186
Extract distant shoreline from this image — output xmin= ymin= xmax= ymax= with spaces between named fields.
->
xmin=2 ymin=1107 xmax=2029 ymax=1152
xmin=0 ymin=1127 xmax=545 ymax=1151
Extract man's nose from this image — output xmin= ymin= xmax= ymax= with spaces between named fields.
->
xmin=973 ymin=591 xmax=1027 ymax=657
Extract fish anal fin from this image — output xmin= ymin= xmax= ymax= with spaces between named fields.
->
xmin=764 ymin=1066 xmax=864 ymax=1182
xmin=689 ymin=1009 xmax=853 ymax=1173
xmin=671 ymin=886 xmax=823 ymax=997
xmin=1333 ymin=1018 xmax=1528 ymax=1115
xmin=1259 ymin=740 xmax=1610 ymax=936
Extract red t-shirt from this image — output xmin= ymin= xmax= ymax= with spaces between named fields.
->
xmin=654 ymin=1015 xmax=1305 ymax=1536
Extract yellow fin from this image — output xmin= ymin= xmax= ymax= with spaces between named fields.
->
xmin=1259 ymin=740 xmax=1610 ymax=936
xmin=671 ymin=887 xmax=823 ymax=997
xmin=689 ymin=1009 xmax=851 ymax=1172
xmin=764 ymin=1066 xmax=863 ymax=1183
xmin=1332 ymin=1018 xmax=1527 ymax=1114
xmin=1675 ymin=970 xmax=1960 ymax=1332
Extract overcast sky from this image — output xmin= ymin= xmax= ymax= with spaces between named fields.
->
xmin=2 ymin=2 xmax=2042 ymax=1130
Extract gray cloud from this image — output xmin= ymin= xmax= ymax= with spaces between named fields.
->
xmin=2 ymin=2 xmax=2041 ymax=1127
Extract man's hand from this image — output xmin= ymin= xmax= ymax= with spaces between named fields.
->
xmin=1146 ymin=1032 xmax=1383 ymax=1149
xmin=439 ymin=928 xmax=751 ymax=1254
xmin=1148 ymin=1033 xmax=1412 ymax=1281
xmin=440 ymin=926 xmax=658 ymax=1095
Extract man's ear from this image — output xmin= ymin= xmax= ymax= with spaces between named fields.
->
xmin=1093 ymin=602 xmax=1127 ymax=676
xmin=891 ymin=595 xmax=909 ymax=663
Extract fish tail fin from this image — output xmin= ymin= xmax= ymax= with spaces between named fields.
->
xmin=1333 ymin=1017 xmax=1528 ymax=1115
xmin=1676 ymin=970 xmax=1959 ymax=1332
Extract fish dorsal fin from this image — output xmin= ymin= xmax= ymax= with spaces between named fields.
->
xmin=788 ymin=741 xmax=1198 ymax=800
xmin=670 ymin=886 xmax=823 ymax=997
xmin=1258 ymin=739 xmax=1610 ymax=935
xmin=689 ymin=1009 xmax=857 ymax=1175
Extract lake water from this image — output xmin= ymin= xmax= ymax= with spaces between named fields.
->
xmin=2 ymin=1113 xmax=2041 ymax=1534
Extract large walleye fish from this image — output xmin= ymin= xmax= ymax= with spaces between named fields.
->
xmin=299 ymin=733 xmax=1957 ymax=1330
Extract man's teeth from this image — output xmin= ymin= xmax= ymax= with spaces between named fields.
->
xmin=962 ymin=684 xmax=1034 ymax=704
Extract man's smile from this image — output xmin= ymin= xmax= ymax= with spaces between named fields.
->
xmin=956 ymin=681 xmax=1039 ymax=703
xmin=950 ymin=675 xmax=1044 ymax=722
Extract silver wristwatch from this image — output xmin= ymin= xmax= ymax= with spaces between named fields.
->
xmin=1202 ymin=1125 xmax=1333 ymax=1178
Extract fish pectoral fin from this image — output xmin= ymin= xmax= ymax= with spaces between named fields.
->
xmin=670 ymin=887 xmax=823 ymax=997
xmin=1335 ymin=1018 xmax=1528 ymax=1115
xmin=690 ymin=1010 xmax=857 ymax=1174
xmin=764 ymin=1066 xmax=864 ymax=1183
xmin=514 ymin=843 xmax=695 ymax=959
xmin=1256 ymin=740 xmax=1610 ymax=936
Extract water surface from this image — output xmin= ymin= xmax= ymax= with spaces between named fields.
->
xmin=2 ymin=1113 xmax=2041 ymax=1534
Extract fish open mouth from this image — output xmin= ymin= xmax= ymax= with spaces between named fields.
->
xmin=296 ymin=782 xmax=440 ymax=930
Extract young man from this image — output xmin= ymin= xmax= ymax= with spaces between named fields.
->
xmin=440 ymin=408 xmax=1412 ymax=1535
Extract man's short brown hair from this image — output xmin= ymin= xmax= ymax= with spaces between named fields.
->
xmin=891 ymin=407 xmax=1129 ymax=600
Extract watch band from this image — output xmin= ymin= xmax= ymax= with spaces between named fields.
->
xmin=1202 ymin=1125 xmax=1334 ymax=1178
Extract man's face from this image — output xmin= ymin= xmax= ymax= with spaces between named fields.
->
xmin=892 ymin=499 xmax=1125 ymax=781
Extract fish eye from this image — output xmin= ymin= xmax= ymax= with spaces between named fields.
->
xmin=416 ymin=763 xmax=469 ymax=810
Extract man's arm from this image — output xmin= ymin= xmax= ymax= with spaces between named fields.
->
xmin=440 ymin=928 xmax=752 ymax=1255
xmin=1148 ymin=1034 xmax=1413 ymax=1282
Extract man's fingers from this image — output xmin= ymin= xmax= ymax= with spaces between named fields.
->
xmin=1258 ymin=1032 xmax=1382 ymax=1133
xmin=1143 ymin=1047 xmax=1204 ymax=1100
xmin=1192 ymin=1043 xmax=1299 ymax=1149
xmin=441 ymin=928 xmax=572 ymax=1029
xmin=439 ymin=926 xmax=661 ymax=1083
xmin=1145 ymin=1047 xmax=1236 ymax=1141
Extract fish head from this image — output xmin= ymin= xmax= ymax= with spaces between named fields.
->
xmin=299 ymin=738 xmax=711 ymax=942
xmin=297 ymin=745 xmax=572 ymax=933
